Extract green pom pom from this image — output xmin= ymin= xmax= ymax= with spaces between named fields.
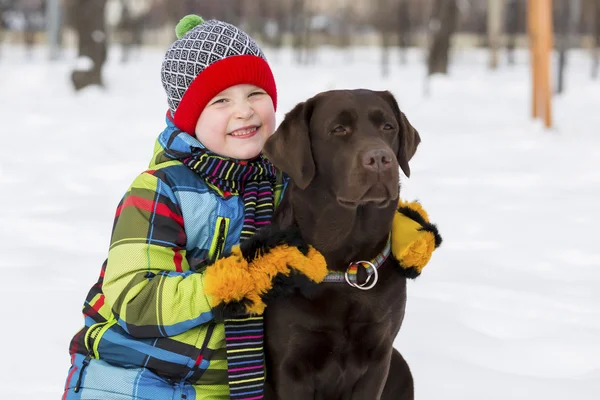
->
xmin=175 ymin=14 xmax=204 ymax=39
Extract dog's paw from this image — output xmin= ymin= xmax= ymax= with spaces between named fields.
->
xmin=261 ymin=269 xmax=321 ymax=305
xmin=239 ymin=225 xmax=310 ymax=261
xmin=211 ymin=298 xmax=255 ymax=321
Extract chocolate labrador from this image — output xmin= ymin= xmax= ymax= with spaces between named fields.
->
xmin=260 ymin=89 xmax=421 ymax=400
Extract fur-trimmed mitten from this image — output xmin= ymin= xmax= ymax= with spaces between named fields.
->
xmin=203 ymin=226 xmax=328 ymax=319
xmin=391 ymin=200 xmax=442 ymax=279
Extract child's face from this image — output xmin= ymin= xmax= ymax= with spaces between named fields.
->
xmin=194 ymin=84 xmax=276 ymax=160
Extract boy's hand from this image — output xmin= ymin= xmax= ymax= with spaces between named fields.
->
xmin=391 ymin=200 xmax=442 ymax=279
xmin=203 ymin=226 xmax=327 ymax=318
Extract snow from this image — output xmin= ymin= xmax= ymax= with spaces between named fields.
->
xmin=1 ymin=44 xmax=599 ymax=399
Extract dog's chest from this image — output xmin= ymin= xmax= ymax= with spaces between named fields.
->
xmin=265 ymin=264 xmax=407 ymax=384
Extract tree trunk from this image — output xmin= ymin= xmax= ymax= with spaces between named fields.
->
xmin=0 ymin=7 xmax=4 ymax=61
xmin=220 ymin=0 xmax=241 ymax=26
xmin=505 ymin=0 xmax=519 ymax=65
xmin=47 ymin=0 xmax=63 ymax=60
xmin=381 ymin=32 xmax=391 ymax=77
xmin=339 ymin=6 xmax=353 ymax=62
xmin=270 ymin=0 xmax=285 ymax=49
xmin=428 ymin=0 xmax=458 ymax=75
xmin=556 ymin=0 xmax=568 ymax=93
xmin=555 ymin=0 xmax=580 ymax=92
xmin=22 ymin=2 xmax=39 ymax=59
xmin=118 ymin=1 xmax=134 ymax=63
xmin=593 ymin=0 xmax=600 ymax=79
xmin=70 ymin=0 xmax=108 ymax=91
xmin=303 ymin=14 xmax=316 ymax=65
xmin=397 ymin=0 xmax=411 ymax=64
xmin=291 ymin=0 xmax=306 ymax=65
xmin=488 ymin=0 xmax=505 ymax=69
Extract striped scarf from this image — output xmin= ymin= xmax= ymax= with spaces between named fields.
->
xmin=183 ymin=149 xmax=277 ymax=240
xmin=183 ymin=149 xmax=276 ymax=399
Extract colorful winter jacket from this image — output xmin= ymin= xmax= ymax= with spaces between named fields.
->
xmin=67 ymin=117 xmax=287 ymax=394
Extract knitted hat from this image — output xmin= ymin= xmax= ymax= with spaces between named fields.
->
xmin=161 ymin=15 xmax=277 ymax=135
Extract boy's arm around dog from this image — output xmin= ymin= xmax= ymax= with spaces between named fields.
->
xmin=101 ymin=171 xmax=222 ymax=338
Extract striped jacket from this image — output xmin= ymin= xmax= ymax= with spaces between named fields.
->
xmin=68 ymin=117 xmax=287 ymax=396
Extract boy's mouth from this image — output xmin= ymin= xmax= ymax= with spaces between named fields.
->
xmin=229 ymin=125 xmax=260 ymax=139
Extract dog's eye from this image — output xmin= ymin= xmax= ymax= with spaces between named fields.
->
xmin=331 ymin=125 xmax=347 ymax=135
xmin=383 ymin=123 xmax=395 ymax=131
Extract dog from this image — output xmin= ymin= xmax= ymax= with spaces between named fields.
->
xmin=260 ymin=89 xmax=422 ymax=400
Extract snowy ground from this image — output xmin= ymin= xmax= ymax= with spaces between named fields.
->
xmin=1 ymin=44 xmax=599 ymax=399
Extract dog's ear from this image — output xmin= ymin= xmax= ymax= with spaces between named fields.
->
xmin=264 ymin=98 xmax=317 ymax=189
xmin=376 ymin=91 xmax=421 ymax=178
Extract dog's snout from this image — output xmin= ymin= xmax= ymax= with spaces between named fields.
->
xmin=361 ymin=148 xmax=394 ymax=172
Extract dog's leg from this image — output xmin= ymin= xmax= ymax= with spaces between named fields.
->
xmin=263 ymin=381 xmax=276 ymax=400
xmin=380 ymin=348 xmax=414 ymax=400
xmin=269 ymin=361 xmax=316 ymax=400
xmin=349 ymin=351 xmax=392 ymax=400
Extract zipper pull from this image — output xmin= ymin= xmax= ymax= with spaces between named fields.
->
xmin=73 ymin=353 xmax=92 ymax=393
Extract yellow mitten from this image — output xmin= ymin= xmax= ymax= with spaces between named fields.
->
xmin=244 ymin=244 xmax=327 ymax=315
xmin=391 ymin=200 xmax=442 ymax=278
xmin=203 ymin=227 xmax=328 ymax=318
xmin=203 ymin=246 xmax=254 ymax=307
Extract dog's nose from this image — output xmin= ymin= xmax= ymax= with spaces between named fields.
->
xmin=362 ymin=148 xmax=394 ymax=172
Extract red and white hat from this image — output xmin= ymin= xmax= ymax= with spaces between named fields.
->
xmin=161 ymin=15 xmax=277 ymax=135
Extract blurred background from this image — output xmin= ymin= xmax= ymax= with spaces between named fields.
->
xmin=1 ymin=1 xmax=600 ymax=399
xmin=1 ymin=0 xmax=599 ymax=85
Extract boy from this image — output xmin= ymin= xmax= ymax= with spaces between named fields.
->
xmin=62 ymin=15 xmax=312 ymax=400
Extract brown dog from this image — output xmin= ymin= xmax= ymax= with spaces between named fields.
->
xmin=261 ymin=89 xmax=421 ymax=400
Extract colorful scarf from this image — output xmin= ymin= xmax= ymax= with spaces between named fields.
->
xmin=183 ymin=148 xmax=277 ymax=399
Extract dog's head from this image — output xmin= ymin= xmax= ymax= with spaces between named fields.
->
xmin=264 ymin=89 xmax=420 ymax=209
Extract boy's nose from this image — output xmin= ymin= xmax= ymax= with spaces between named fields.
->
xmin=235 ymin=102 xmax=255 ymax=119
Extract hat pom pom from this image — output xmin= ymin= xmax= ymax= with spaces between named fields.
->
xmin=176 ymin=14 xmax=205 ymax=39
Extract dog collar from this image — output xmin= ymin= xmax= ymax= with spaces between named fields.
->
xmin=322 ymin=234 xmax=391 ymax=290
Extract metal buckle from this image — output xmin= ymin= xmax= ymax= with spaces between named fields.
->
xmin=344 ymin=261 xmax=379 ymax=290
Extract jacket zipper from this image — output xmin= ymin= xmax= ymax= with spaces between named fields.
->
xmin=73 ymin=353 xmax=91 ymax=392
xmin=214 ymin=218 xmax=227 ymax=261
xmin=75 ymin=322 xmax=105 ymax=393
xmin=84 ymin=323 xmax=105 ymax=354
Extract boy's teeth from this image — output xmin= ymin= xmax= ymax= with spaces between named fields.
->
xmin=231 ymin=127 xmax=257 ymax=136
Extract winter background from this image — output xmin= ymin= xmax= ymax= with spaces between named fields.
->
xmin=2 ymin=4 xmax=600 ymax=400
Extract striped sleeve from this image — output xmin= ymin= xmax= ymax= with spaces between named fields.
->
xmin=102 ymin=170 xmax=214 ymax=338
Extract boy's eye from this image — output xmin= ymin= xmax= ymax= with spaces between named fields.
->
xmin=249 ymin=91 xmax=266 ymax=97
xmin=212 ymin=98 xmax=227 ymax=105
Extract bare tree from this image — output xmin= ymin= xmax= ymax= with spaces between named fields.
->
xmin=291 ymin=0 xmax=304 ymax=63
xmin=219 ymin=0 xmax=242 ymax=26
xmin=375 ymin=0 xmax=392 ymax=77
xmin=505 ymin=0 xmax=520 ymax=65
xmin=118 ymin=0 xmax=134 ymax=63
xmin=338 ymin=5 xmax=354 ymax=59
xmin=428 ymin=0 xmax=459 ymax=75
xmin=397 ymin=0 xmax=412 ymax=64
xmin=593 ymin=0 xmax=600 ymax=79
xmin=555 ymin=0 xmax=569 ymax=93
xmin=0 ymin=0 xmax=7 ymax=60
xmin=262 ymin=0 xmax=286 ymax=49
xmin=373 ymin=0 xmax=404 ymax=77
xmin=290 ymin=0 xmax=315 ymax=65
xmin=240 ymin=0 xmax=264 ymax=38
xmin=69 ymin=0 xmax=108 ymax=91
xmin=555 ymin=0 xmax=581 ymax=92
xmin=20 ymin=0 xmax=43 ymax=58
xmin=488 ymin=0 xmax=505 ymax=69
